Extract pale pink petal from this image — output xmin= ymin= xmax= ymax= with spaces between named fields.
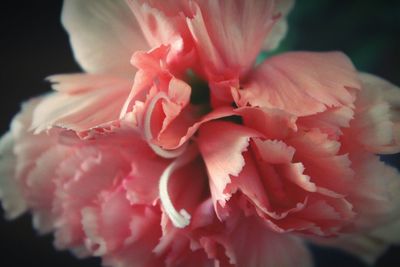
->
xmin=0 ymin=132 xmax=27 ymax=219
xmin=186 ymin=0 xmax=276 ymax=80
xmin=81 ymin=188 xmax=138 ymax=256
xmin=263 ymin=0 xmax=295 ymax=51
xmin=237 ymin=52 xmax=360 ymax=116
xmin=31 ymin=74 xmax=131 ymax=138
xmin=62 ymin=0 xmax=148 ymax=75
xmin=47 ymin=73 xmax=132 ymax=93
xmin=347 ymin=73 xmax=400 ymax=154
xmin=53 ymin=145 xmax=131 ymax=250
xmin=24 ymin=145 xmax=70 ymax=233
xmin=7 ymin=98 xmax=70 ymax=232
xmin=101 ymin=206 xmax=163 ymax=267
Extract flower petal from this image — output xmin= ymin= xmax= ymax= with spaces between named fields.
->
xmin=53 ymin=145 xmax=131 ymax=250
xmin=237 ymin=52 xmax=360 ymax=116
xmin=62 ymin=0 xmax=147 ymax=74
xmin=198 ymin=121 xmax=261 ymax=217
xmin=287 ymin=129 xmax=354 ymax=196
xmin=31 ymin=74 xmax=131 ymax=138
xmin=186 ymin=0 xmax=276 ymax=80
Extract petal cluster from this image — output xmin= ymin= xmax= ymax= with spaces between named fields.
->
xmin=1 ymin=1 xmax=400 ymax=267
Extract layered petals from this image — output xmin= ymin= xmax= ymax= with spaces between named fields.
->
xmin=345 ymin=73 xmax=400 ymax=154
xmin=199 ymin=121 xmax=356 ymax=235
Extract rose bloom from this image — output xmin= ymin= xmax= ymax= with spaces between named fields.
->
xmin=1 ymin=0 xmax=400 ymax=266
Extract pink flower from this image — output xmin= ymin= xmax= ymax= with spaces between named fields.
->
xmin=1 ymin=1 xmax=400 ymax=267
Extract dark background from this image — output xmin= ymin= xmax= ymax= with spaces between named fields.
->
xmin=0 ymin=1 xmax=399 ymax=266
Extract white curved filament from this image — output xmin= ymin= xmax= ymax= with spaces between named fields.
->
xmin=159 ymin=145 xmax=198 ymax=228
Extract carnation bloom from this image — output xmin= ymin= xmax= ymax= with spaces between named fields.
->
xmin=1 ymin=1 xmax=400 ymax=266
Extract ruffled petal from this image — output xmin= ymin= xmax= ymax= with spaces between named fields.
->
xmin=237 ymin=52 xmax=360 ymax=116
xmin=287 ymin=129 xmax=355 ymax=196
xmin=53 ymin=145 xmax=131 ymax=250
xmin=101 ymin=205 xmax=163 ymax=267
xmin=82 ymin=188 xmax=145 ymax=256
xmin=62 ymin=0 xmax=147 ymax=74
xmin=198 ymin=121 xmax=261 ymax=217
xmin=31 ymin=74 xmax=131 ymax=138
